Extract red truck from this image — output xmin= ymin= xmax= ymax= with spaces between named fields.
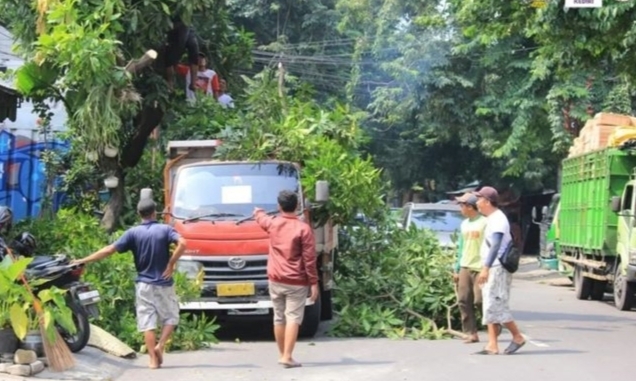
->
xmin=144 ymin=140 xmax=337 ymax=337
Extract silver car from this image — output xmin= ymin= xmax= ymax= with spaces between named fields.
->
xmin=400 ymin=202 xmax=463 ymax=248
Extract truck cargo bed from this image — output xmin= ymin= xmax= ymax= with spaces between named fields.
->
xmin=560 ymin=148 xmax=636 ymax=255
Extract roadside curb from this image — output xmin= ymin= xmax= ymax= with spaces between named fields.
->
xmin=0 ymin=374 xmax=111 ymax=381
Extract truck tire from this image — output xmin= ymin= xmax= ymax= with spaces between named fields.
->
xmin=320 ymin=289 xmax=333 ymax=321
xmin=299 ymin=295 xmax=321 ymax=338
xmin=574 ymin=266 xmax=592 ymax=300
xmin=614 ymin=262 xmax=635 ymax=311
xmin=590 ymin=280 xmax=606 ymax=301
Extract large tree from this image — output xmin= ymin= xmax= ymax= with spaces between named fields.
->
xmin=0 ymin=0 xmax=252 ymax=231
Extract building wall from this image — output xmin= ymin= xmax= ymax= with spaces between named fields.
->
xmin=0 ymin=129 xmax=68 ymax=222
xmin=1 ymin=27 xmax=70 ymax=223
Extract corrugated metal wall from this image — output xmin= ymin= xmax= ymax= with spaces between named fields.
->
xmin=0 ymin=128 xmax=68 ymax=222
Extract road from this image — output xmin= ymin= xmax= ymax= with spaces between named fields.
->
xmin=26 ymin=265 xmax=636 ymax=381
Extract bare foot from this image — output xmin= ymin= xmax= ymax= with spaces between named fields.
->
xmin=148 ymin=356 xmax=159 ymax=369
xmin=463 ymin=335 xmax=479 ymax=344
xmin=155 ymin=345 xmax=164 ymax=367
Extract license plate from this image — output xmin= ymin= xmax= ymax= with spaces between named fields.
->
xmin=78 ymin=290 xmax=100 ymax=303
xmin=217 ymin=283 xmax=255 ymax=297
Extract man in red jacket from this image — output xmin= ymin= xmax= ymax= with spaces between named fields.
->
xmin=254 ymin=190 xmax=319 ymax=369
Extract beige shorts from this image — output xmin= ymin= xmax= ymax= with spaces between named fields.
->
xmin=135 ymin=282 xmax=180 ymax=332
xmin=269 ymin=281 xmax=308 ymax=325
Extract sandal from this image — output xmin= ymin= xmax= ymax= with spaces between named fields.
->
xmin=473 ymin=349 xmax=498 ymax=355
xmin=281 ymin=361 xmax=302 ymax=368
xmin=503 ymin=340 xmax=526 ymax=355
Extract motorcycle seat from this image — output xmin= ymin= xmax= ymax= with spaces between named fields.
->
xmin=27 ymin=256 xmax=60 ymax=270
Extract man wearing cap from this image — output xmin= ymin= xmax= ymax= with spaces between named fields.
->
xmin=473 ymin=186 xmax=526 ymax=355
xmin=173 ymin=52 xmax=221 ymax=100
xmin=453 ymin=193 xmax=487 ymax=343
xmin=71 ymin=198 xmax=187 ymax=369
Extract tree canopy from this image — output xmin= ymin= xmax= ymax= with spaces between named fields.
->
xmin=2 ymin=0 xmax=636 ymax=223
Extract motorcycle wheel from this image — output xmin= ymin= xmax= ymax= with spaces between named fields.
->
xmin=58 ymin=299 xmax=90 ymax=353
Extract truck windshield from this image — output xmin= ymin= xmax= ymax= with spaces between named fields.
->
xmin=172 ymin=163 xmax=301 ymax=219
xmin=410 ymin=210 xmax=463 ymax=232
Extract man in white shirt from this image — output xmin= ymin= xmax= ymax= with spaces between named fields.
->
xmin=473 ymin=186 xmax=525 ymax=355
xmin=172 ymin=53 xmax=220 ymax=101
xmin=218 ymin=79 xmax=234 ymax=108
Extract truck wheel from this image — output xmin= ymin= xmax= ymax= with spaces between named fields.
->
xmin=590 ymin=280 xmax=606 ymax=301
xmin=320 ymin=289 xmax=333 ymax=321
xmin=574 ymin=266 xmax=592 ymax=300
xmin=299 ymin=295 xmax=321 ymax=338
xmin=614 ymin=263 xmax=635 ymax=311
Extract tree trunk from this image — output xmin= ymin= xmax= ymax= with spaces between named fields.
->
xmin=101 ymin=165 xmax=126 ymax=233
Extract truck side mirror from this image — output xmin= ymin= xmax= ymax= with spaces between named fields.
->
xmin=140 ymin=188 xmax=154 ymax=200
xmin=611 ymin=196 xmax=622 ymax=213
xmin=315 ymin=180 xmax=330 ymax=203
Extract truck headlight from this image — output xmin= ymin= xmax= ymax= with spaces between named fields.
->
xmin=176 ymin=260 xmax=203 ymax=279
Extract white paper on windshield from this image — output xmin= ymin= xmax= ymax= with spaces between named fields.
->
xmin=221 ymin=185 xmax=253 ymax=204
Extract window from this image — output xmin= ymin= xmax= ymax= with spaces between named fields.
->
xmin=409 ymin=209 xmax=463 ymax=232
xmin=172 ymin=162 xmax=301 ymax=219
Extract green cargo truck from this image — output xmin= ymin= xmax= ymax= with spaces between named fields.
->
xmin=559 ymin=147 xmax=636 ymax=310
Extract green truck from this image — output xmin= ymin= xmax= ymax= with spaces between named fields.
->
xmin=558 ymin=147 xmax=636 ymax=310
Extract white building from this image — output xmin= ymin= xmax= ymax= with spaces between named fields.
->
xmin=0 ymin=26 xmax=68 ymax=135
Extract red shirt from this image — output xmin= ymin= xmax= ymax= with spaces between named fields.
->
xmin=255 ymin=212 xmax=318 ymax=286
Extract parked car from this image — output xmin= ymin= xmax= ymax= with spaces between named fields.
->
xmin=400 ymin=202 xmax=463 ymax=248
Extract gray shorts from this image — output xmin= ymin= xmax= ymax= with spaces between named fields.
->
xmin=481 ymin=266 xmax=514 ymax=325
xmin=135 ymin=282 xmax=180 ymax=332
xmin=269 ymin=281 xmax=308 ymax=326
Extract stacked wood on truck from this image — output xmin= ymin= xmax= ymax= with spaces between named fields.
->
xmin=568 ymin=112 xmax=636 ymax=158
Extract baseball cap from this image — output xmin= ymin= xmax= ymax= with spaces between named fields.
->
xmin=473 ymin=186 xmax=499 ymax=203
xmin=455 ymin=193 xmax=478 ymax=207
xmin=137 ymin=198 xmax=157 ymax=216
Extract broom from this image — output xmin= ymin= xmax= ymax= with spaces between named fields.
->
xmin=6 ymin=246 xmax=76 ymax=372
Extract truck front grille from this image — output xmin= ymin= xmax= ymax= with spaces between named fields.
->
xmin=200 ymin=255 xmax=268 ymax=282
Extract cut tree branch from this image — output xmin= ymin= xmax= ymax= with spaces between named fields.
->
xmin=125 ymin=50 xmax=158 ymax=74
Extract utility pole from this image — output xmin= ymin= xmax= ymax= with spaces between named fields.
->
xmin=277 ymin=61 xmax=286 ymax=109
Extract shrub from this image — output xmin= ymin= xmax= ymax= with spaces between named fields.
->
xmin=329 ymin=222 xmax=461 ymax=339
xmin=13 ymin=209 xmax=218 ymax=351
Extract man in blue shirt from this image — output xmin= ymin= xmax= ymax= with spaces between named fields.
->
xmin=72 ymin=198 xmax=186 ymax=369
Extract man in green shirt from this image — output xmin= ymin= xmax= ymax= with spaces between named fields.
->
xmin=453 ymin=193 xmax=487 ymax=343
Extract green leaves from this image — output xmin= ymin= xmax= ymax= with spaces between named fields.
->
xmin=330 ymin=221 xmax=458 ymax=339
xmin=9 ymin=304 xmax=28 ymax=340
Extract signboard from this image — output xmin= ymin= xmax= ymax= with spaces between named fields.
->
xmin=564 ymin=0 xmax=602 ymax=8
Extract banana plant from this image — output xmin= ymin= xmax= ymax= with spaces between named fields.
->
xmin=0 ymin=256 xmax=76 ymax=342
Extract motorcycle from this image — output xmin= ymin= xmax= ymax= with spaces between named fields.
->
xmin=2 ymin=241 xmax=100 ymax=353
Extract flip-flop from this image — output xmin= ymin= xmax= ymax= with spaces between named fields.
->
xmin=473 ymin=349 xmax=498 ymax=355
xmin=281 ymin=361 xmax=302 ymax=368
xmin=503 ymin=340 xmax=526 ymax=355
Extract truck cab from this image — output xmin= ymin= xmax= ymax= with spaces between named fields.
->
xmin=157 ymin=140 xmax=337 ymax=337
xmin=610 ymin=176 xmax=636 ymax=310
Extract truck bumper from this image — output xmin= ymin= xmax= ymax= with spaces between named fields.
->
xmin=625 ymin=264 xmax=636 ymax=282
xmin=180 ymin=297 xmax=315 ymax=311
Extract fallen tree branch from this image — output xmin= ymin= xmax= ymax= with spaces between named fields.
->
xmin=445 ymin=286 xmax=466 ymax=339
xmin=387 ymin=293 xmax=440 ymax=332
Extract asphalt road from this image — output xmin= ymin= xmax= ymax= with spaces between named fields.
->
xmin=22 ymin=264 xmax=636 ymax=381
